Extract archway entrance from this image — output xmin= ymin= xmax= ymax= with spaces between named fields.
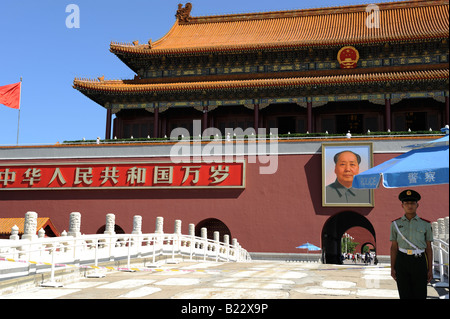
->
xmin=321 ymin=211 xmax=376 ymax=264
xmin=361 ymin=242 xmax=376 ymax=254
xmin=96 ymin=224 xmax=125 ymax=234
xmin=345 ymin=226 xmax=377 ymax=255
xmin=195 ymin=218 xmax=231 ymax=241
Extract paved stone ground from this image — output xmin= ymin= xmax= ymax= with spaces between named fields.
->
xmin=1 ymin=260 xmax=446 ymax=300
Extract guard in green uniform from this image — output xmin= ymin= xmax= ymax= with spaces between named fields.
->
xmin=390 ymin=190 xmax=433 ymax=299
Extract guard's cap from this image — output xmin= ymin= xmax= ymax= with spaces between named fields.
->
xmin=398 ymin=189 xmax=421 ymax=202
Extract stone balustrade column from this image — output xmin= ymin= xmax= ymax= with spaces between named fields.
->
xmin=104 ymin=213 xmax=116 ymax=235
xmin=10 ymin=225 xmax=19 ymax=240
xmin=223 ymin=234 xmax=230 ymax=259
xmin=22 ymin=211 xmax=38 ymax=241
xmin=188 ymin=224 xmax=195 ymax=236
xmin=174 ymin=220 xmax=182 ymax=235
xmin=201 ymin=227 xmax=207 ymax=239
xmin=187 ymin=224 xmax=195 ymax=251
xmin=433 ymin=222 xmax=439 ymax=240
xmin=438 ymin=218 xmax=445 ymax=240
xmin=68 ymin=212 xmax=81 ymax=237
xmin=38 ymin=228 xmax=46 ymax=238
xmin=155 ymin=217 xmax=164 ymax=234
xmin=214 ymin=231 xmax=220 ymax=242
xmin=132 ymin=215 xmax=142 ymax=235
xmin=444 ymin=217 xmax=449 ymax=240
xmin=223 ymin=235 xmax=230 ymax=246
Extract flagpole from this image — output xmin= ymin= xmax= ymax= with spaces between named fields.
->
xmin=16 ymin=77 xmax=22 ymax=145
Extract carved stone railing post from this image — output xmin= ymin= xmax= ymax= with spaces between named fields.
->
xmin=68 ymin=212 xmax=82 ymax=237
xmin=173 ymin=220 xmax=182 ymax=257
xmin=38 ymin=228 xmax=46 ymax=238
xmin=201 ymin=227 xmax=207 ymax=260
xmin=214 ymin=231 xmax=220 ymax=261
xmin=104 ymin=213 xmax=116 ymax=261
xmin=22 ymin=211 xmax=38 ymax=241
xmin=188 ymin=224 xmax=195 ymax=259
xmin=10 ymin=225 xmax=19 ymax=240
xmin=174 ymin=220 xmax=182 ymax=235
xmin=201 ymin=227 xmax=207 ymax=239
xmin=104 ymin=213 xmax=116 ymax=235
xmin=224 ymin=235 xmax=230 ymax=246
xmin=155 ymin=217 xmax=164 ymax=234
xmin=188 ymin=224 xmax=195 ymax=236
xmin=132 ymin=215 xmax=142 ymax=235
xmin=224 ymin=235 xmax=230 ymax=260
xmin=131 ymin=215 xmax=143 ymax=251
xmin=433 ymin=222 xmax=439 ymax=240
xmin=444 ymin=217 xmax=449 ymax=242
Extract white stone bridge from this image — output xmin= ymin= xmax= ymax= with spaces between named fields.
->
xmin=0 ymin=211 xmax=251 ymax=287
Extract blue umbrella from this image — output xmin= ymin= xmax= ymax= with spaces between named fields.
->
xmin=353 ymin=135 xmax=449 ymax=189
xmin=406 ymin=135 xmax=449 ymax=149
xmin=296 ymin=242 xmax=321 ymax=251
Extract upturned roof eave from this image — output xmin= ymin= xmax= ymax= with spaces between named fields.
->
xmin=73 ymin=68 xmax=449 ymax=96
xmin=110 ymin=33 xmax=449 ymax=58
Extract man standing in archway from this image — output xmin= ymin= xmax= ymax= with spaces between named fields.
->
xmin=390 ymin=190 xmax=433 ymax=299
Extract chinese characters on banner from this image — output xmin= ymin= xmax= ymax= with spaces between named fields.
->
xmin=0 ymin=162 xmax=245 ymax=190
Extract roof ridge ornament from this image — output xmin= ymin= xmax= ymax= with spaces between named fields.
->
xmin=176 ymin=3 xmax=192 ymax=23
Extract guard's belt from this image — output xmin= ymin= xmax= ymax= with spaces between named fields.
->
xmin=399 ymin=248 xmax=425 ymax=256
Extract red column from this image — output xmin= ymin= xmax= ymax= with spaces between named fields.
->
xmin=385 ymin=98 xmax=391 ymax=131
xmin=307 ymin=101 xmax=313 ymax=133
xmin=161 ymin=117 xmax=167 ymax=138
xmin=105 ymin=108 xmax=112 ymax=140
xmin=202 ymin=106 xmax=208 ymax=132
xmin=153 ymin=107 xmax=159 ymax=138
xmin=254 ymin=104 xmax=259 ymax=130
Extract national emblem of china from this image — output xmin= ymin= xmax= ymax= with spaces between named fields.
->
xmin=337 ymin=46 xmax=360 ymax=69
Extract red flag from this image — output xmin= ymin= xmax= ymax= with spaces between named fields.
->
xmin=0 ymin=82 xmax=21 ymax=109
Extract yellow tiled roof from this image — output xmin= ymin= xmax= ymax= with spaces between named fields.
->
xmin=0 ymin=218 xmax=59 ymax=236
xmin=73 ymin=68 xmax=449 ymax=94
xmin=110 ymin=0 xmax=449 ymax=55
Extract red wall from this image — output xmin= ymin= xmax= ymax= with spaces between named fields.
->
xmin=0 ymin=153 xmax=448 ymax=256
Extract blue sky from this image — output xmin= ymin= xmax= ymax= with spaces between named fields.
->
xmin=0 ymin=0 xmax=400 ymax=145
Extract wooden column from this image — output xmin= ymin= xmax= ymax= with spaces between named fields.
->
xmin=254 ymin=104 xmax=259 ymax=130
xmin=202 ymin=106 xmax=208 ymax=132
xmin=307 ymin=101 xmax=313 ymax=133
xmin=153 ymin=107 xmax=159 ymax=138
xmin=161 ymin=117 xmax=167 ymax=138
xmin=105 ymin=108 xmax=112 ymax=140
xmin=385 ymin=98 xmax=391 ymax=131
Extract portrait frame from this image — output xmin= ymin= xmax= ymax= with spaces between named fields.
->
xmin=322 ymin=142 xmax=374 ymax=207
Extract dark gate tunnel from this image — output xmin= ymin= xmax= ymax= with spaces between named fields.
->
xmin=195 ymin=218 xmax=232 ymax=241
xmin=321 ymin=211 xmax=376 ymax=264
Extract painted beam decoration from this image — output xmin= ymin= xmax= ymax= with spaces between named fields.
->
xmin=0 ymin=161 xmax=246 ymax=190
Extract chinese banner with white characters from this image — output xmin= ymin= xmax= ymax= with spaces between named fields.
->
xmin=0 ymin=161 xmax=245 ymax=190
